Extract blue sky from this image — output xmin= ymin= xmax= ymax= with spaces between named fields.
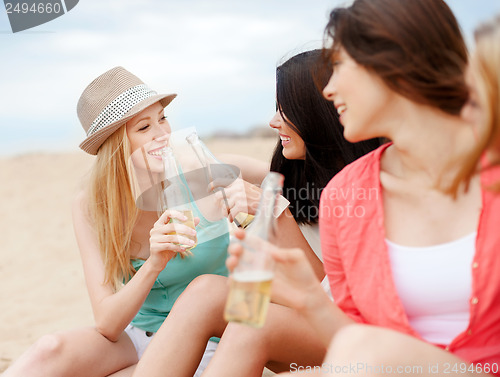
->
xmin=1 ymin=0 xmax=500 ymax=156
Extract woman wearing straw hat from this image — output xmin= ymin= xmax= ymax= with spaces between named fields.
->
xmin=3 ymin=67 xmax=230 ymax=377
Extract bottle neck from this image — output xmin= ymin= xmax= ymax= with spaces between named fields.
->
xmin=187 ymin=134 xmax=239 ymax=184
xmin=160 ymin=149 xmax=191 ymax=211
xmin=246 ymin=185 xmax=280 ymax=241
xmin=162 ymin=149 xmax=179 ymax=177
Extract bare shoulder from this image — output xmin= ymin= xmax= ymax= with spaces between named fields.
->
xmin=72 ymin=190 xmax=89 ymax=215
xmin=72 ymin=190 xmax=101 ymax=260
xmin=73 ymin=189 xmax=87 ymax=205
xmin=72 ymin=190 xmax=93 ymax=231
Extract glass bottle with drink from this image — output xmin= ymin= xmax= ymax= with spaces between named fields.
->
xmin=159 ymin=147 xmax=198 ymax=256
xmin=185 ymin=131 xmax=254 ymax=228
xmin=223 ymin=171 xmax=284 ymax=328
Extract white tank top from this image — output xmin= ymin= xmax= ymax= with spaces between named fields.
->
xmin=386 ymin=232 xmax=476 ymax=345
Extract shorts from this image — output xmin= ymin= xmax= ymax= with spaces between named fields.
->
xmin=124 ymin=324 xmax=218 ymax=376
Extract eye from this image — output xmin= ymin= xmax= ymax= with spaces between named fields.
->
xmin=159 ymin=115 xmax=167 ymax=121
xmin=138 ymin=124 xmax=150 ymax=131
xmin=466 ymin=95 xmax=479 ymax=109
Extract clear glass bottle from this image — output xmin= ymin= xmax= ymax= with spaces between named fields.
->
xmin=223 ymin=171 xmax=284 ymax=327
xmin=185 ymin=131 xmax=254 ymax=228
xmin=159 ymin=147 xmax=198 ymax=255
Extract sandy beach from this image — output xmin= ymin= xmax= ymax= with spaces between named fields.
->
xmin=0 ymin=137 xmax=277 ymax=375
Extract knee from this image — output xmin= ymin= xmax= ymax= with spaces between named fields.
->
xmin=328 ymin=324 xmax=380 ymax=361
xmin=182 ymin=275 xmax=227 ymax=303
xmin=188 ymin=274 xmax=227 ymax=293
xmin=174 ymin=275 xmax=228 ymax=311
xmin=31 ymin=334 xmax=65 ymax=362
xmin=9 ymin=333 xmax=66 ymax=373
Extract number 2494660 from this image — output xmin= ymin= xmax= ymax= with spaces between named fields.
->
xmin=5 ymin=2 xmax=63 ymax=14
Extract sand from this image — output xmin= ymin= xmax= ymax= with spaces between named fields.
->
xmin=0 ymin=137 xmax=278 ymax=376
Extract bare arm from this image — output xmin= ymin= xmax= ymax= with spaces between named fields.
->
xmin=274 ymin=209 xmax=325 ymax=281
xmin=216 ymin=153 xmax=269 ymax=185
xmin=217 ymin=154 xmax=324 ymax=281
xmin=72 ymin=192 xmax=192 ymax=341
xmin=72 ymin=193 xmax=158 ymax=341
xmin=228 ymin=230 xmax=354 ymax=347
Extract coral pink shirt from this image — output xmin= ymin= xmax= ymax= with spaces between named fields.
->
xmin=320 ymin=143 xmax=500 ymax=366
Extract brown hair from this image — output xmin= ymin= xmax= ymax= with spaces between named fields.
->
xmin=323 ymin=0 xmax=468 ymax=115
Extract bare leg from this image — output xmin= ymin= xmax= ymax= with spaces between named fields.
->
xmin=133 ymin=274 xmax=229 ymax=377
xmin=107 ymin=364 xmax=136 ymax=377
xmin=3 ymin=327 xmax=137 ymax=377
xmin=279 ymin=324 xmax=493 ymax=376
xmin=203 ymin=302 xmax=326 ymax=377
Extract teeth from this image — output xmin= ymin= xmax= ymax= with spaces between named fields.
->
xmin=337 ymin=105 xmax=347 ymax=116
xmin=148 ymin=148 xmax=165 ymax=156
xmin=280 ymin=136 xmax=291 ymax=142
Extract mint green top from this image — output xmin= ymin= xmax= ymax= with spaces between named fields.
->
xmin=130 ymin=181 xmax=229 ymax=333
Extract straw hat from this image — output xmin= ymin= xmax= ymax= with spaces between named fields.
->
xmin=77 ymin=66 xmax=177 ymax=155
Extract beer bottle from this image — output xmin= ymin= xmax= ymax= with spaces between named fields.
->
xmin=223 ymin=171 xmax=284 ymax=327
xmin=159 ymin=147 xmax=198 ymax=255
xmin=186 ymin=131 xmax=254 ymax=228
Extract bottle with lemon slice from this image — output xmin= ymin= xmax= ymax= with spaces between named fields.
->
xmin=159 ymin=147 xmax=198 ymax=257
xmin=186 ymin=131 xmax=254 ymax=228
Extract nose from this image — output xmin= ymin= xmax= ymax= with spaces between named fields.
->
xmin=323 ymin=73 xmax=336 ymax=102
xmin=269 ymin=111 xmax=283 ymax=130
xmin=153 ymin=121 xmax=171 ymax=142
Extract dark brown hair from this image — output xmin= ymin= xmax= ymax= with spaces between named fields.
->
xmin=323 ymin=0 xmax=468 ymax=115
xmin=270 ymin=50 xmax=382 ymax=224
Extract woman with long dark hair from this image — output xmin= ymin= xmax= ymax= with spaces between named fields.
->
xmin=131 ymin=50 xmax=382 ymax=377
xmin=271 ymin=50 xmax=381 ymax=226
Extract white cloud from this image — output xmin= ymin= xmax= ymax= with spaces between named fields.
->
xmin=2 ymin=0 xmax=498 ymax=155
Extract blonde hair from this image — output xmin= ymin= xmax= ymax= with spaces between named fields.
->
xmin=449 ymin=15 xmax=500 ymax=193
xmin=87 ymin=125 xmax=139 ymax=290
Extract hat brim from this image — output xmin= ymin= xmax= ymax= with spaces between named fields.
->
xmin=79 ymin=93 xmax=177 ymax=155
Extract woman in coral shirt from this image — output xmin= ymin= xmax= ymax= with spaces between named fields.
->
xmin=229 ymin=1 xmax=500 ymax=376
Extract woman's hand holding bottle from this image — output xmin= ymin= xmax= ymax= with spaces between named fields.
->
xmin=210 ymin=177 xmax=262 ymax=223
xmin=227 ymin=228 xmax=325 ymax=314
xmin=149 ymin=209 xmax=199 ymax=271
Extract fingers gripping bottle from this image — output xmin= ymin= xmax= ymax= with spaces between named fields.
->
xmin=185 ymin=131 xmax=254 ymax=228
xmin=223 ymin=172 xmax=284 ymax=327
xmin=159 ymin=147 xmax=198 ymax=256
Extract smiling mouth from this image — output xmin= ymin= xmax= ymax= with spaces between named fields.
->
xmin=337 ymin=105 xmax=347 ymax=116
xmin=280 ymin=135 xmax=291 ymax=142
xmin=148 ymin=147 xmax=167 ymax=157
